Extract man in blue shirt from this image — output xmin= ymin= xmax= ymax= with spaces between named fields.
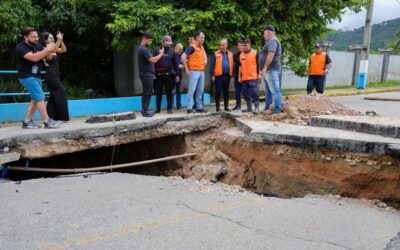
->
xmin=210 ymin=39 xmax=234 ymax=112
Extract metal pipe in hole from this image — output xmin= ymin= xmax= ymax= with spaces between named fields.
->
xmin=7 ymin=153 xmax=196 ymax=173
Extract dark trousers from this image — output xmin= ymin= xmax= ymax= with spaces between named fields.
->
xmin=234 ymin=76 xmax=242 ymax=107
xmin=140 ymin=76 xmax=154 ymax=112
xmin=44 ymin=73 xmax=69 ymax=121
xmin=154 ymin=75 xmax=175 ymax=110
xmin=215 ymin=75 xmax=230 ymax=109
xmin=307 ymin=75 xmax=325 ymax=94
xmin=242 ymin=80 xmax=259 ymax=103
xmin=175 ymin=78 xmax=182 ymax=108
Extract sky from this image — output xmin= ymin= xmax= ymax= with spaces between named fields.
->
xmin=329 ymin=0 xmax=400 ymax=30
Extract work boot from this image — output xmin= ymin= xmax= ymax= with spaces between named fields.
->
xmin=242 ymin=101 xmax=252 ymax=113
xmin=196 ymin=109 xmax=208 ymax=113
xmin=253 ymin=100 xmax=260 ymax=114
xmin=142 ymin=99 xmax=155 ymax=117
xmin=232 ymin=106 xmax=241 ymax=110
xmin=216 ymin=102 xmax=221 ymax=112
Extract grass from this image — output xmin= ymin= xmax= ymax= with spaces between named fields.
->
xmin=282 ymin=80 xmax=400 ymax=94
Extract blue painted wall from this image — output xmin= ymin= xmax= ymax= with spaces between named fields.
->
xmin=0 ymin=94 xmax=211 ymax=123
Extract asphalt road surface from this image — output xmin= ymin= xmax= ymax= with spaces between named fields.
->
xmin=333 ymin=92 xmax=400 ymax=117
xmin=1 ymin=173 xmax=399 ymax=250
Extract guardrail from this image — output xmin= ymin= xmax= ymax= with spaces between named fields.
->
xmin=0 ymin=70 xmax=49 ymax=98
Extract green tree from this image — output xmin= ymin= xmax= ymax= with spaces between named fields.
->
xmin=387 ymin=30 xmax=400 ymax=54
xmin=106 ymin=0 xmax=367 ymax=76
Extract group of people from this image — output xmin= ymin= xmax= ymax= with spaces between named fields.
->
xmin=15 ymin=24 xmax=333 ymax=127
xmin=16 ymin=27 xmax=69 ymax=129
xmin=137 ymin=24 xmax=284 ymax=117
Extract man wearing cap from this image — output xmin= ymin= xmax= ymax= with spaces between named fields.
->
xmin=232 ymin=40 xmax=244 ymax=110
xmin=153 ymin=35 xmax=179 ymax=114
xmin=210 ymin=38 xmax=234 ymax=112
xmin=307 ymin=43 xmax=332 ymax=95
xmin=138 ymin=32 xmax=164 ymax=117
xmin=181 ymin=31 xmax=208 ymax=114
xmin=259 ymin=24 xmax=283 ymax=114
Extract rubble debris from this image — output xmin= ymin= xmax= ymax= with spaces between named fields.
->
xmin=244 ymin=95 xmax=361 ymax=124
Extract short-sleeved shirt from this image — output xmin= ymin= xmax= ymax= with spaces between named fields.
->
xmin=153 ymin=47 xmax=178 ymax=73
xmin=259 ymin=36 xmax=282 ymax=71
xmin=16 ymin=42 xmax=44 ymax=79
xmin=138 ymin=45 xmax=154 ymax=78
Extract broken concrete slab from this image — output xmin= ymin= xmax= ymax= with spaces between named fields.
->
xmin=310 ymin=115 xmax=400 ymax=138
xmin=236 ymin=118 xmax=400 ymax=157
xmin=0 ymin=113 xmax=220 ymax=159
xmin=85 ymin=112 xmax=136 ymax=123
xmin=0 ymin=152 xmax=20 ymax=165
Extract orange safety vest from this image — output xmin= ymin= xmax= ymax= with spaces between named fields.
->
xmin=240 ymin=49 xmax=258 ymax=81
xmin=309 ymin=52 xmax=327 ymax=75
xmin=188 ymin=42 xmax=206 ymax=71
xmin=214 ymin=50 xmax=234 ymax=77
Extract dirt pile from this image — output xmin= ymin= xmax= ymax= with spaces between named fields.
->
xmin=245 ymin=94 xmax=361 ymax=125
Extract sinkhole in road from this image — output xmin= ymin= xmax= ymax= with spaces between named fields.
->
xmin=5 ymin=120 xmax=400 ymax=209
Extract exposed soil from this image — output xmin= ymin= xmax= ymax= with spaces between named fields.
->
xmin=170 ymin=120 xmax=400 ymax=207
xmin=243 ymin=94 xmax=362 ymax=125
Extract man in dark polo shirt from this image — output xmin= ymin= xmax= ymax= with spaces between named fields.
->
xmin=16 ymin=27 xmax=61 ymax=129
xmin=153 ymin=35 xmax=178 ymax=114
xmin=137 ymin=32 xmax=164 ymax=117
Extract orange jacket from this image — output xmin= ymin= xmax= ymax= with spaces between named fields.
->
xmin=309 ymin=52 xmax=327 ymax=75
xmin=214 ymin=50 xmax=234 ymax=77
xmin=188 ymin=42 xmax=206 ymax=71
xmin=240 ymin=49 xmax=258 ymax=81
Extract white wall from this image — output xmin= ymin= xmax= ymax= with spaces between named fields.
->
xmin=387 ymin=55 xmax=400 ymax=81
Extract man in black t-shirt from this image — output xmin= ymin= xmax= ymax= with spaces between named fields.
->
xmin=137 ymin=32 xmax=164 ymax=117
xmin=16 ymin=27 xmax=61 ymax=129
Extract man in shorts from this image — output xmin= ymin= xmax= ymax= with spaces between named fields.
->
xmin=16 ymin=27 xmax=61 ymax=129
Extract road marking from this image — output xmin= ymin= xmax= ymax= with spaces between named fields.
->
xmin=40 ymin=197 xmax=263 ymax=250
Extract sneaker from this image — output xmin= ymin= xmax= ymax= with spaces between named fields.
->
xmin=196 ymin=109 xmax=208 ymax=113
xmin=44 ymin=118 xmax=62 ymax=128
xmin=142 ymin=111 xmax=155 ymax=117
xmin=232 ymin=106 xmax=241 ymax=110
xmin=22 ymin=120 xmax=41 ymax=129
xmin=176 ymin=106 xmax=182 ymax=110
xmin=224 ymin=107 xmax=231 ymax=112
xmin=167 ymin=109 xmax=173 ymax=114
xmin=187 ymin=109 xmax=194 ymax=114
xmin=155 ymin=109 xmax=161 ymax=114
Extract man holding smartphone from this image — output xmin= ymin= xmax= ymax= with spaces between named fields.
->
xmin=16 ymin=27 xmax=61 ymax=129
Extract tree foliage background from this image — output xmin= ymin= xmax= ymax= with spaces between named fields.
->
xmin=0 ymin=0 xmax=366 ymax=97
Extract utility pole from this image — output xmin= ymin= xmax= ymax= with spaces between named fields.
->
xmin=358 ymin=0 xmax=374 ymax=89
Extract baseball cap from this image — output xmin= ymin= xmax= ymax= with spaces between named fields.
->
xmin=262 ymin=25 xmax=275 ymax=32
xmin=316 ymin=43 xmax=324 ymax=48
xmin=163 ymin=35 xmax=173 ymax=45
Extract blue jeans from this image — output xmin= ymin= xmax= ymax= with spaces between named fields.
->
xmin=263 ymin=71 xmax=282 ymax=112
xmin=234 ymin=77 xmax=242 ymax=107
xmin=186 ymin=70 xmax=204 ymax=110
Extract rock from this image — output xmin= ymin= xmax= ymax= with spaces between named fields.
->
xmin=85 ymin=112 xmax=136 ymax=123
xmin=325 ymin=156 xmax=332 ymax=161
xmin=191 ymin=164 xmax=228 ymax=182
xmin=287 ymin=106 xmax=300 ymax=118
xmin=366 ymin=160 xmax=375 ymax=166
